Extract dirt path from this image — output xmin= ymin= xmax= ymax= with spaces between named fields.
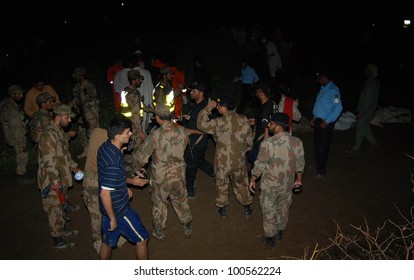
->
xmin=1 ymin=123 xmax=413 ymax=260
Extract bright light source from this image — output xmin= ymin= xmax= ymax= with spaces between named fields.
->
xmin=403 ymin=19 xmax=411 ymax=29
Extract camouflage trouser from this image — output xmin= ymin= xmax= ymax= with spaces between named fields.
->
xmin=259 ymin=184 xmax=292 ymax=237
xmin=150 ymin=179 xmax=192 ymax=230
xmin=3 ymin=131 xmax=28 ymax=175
xmin=79 ymin=106 xmax=100 ymax=149
xmin=214 ymin=164 xmax=252 ymax=208
xmin=41 ymin=189 xmax=65 ymax=238
xmin=82 ymin=172 xmax=101 ymax=243
xmin=15 ymin=146 xmax=28 ymax=176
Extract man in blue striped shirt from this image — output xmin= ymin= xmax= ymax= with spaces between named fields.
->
xmin=98 ymin=114 xmax=149 ymax=259
xmin=310 ymin=71 xmax=343 ymax=179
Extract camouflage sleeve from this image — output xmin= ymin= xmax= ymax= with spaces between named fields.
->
xmin=6 ymin=105 xmax=26 ymax=146
xmin=38 ymin=131 xmax=61 ymax=185
xmin=294 ymin=139 xmax=305 ymax=173
xmin=251 ymin=139 xmax=271 ymax=178
xmin=244 ymin=118 xmax=254 ymax=151
xmin=196 ymin=107 xmax=217 ymax=135
xmin=136 ymin=130 xmax=157 ymax=167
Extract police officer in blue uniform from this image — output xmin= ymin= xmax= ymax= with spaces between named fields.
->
xmin=310 ymin=71 xmax=342 ymax=179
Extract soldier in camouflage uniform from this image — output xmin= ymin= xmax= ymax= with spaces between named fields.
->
xmin=136 ymin=104 xmax=192 ymax=241
xmin=71 ymin=67 xmax=100 ymax=159
xmin=121 ymin=70 xmax=147 ymax=174
xmin=29 ymin=92 xmax=55 ymax=144
xmin=0 ymin=85 xmax=34 ymax=185
xmin=152 ymin=66 xmax=175 ymax=109
xmin=197 ymin=96 xmax=254 ymax=219
xmin=249 ymin=112 xmax=305 ymax=250
xmin=37 ymin=104 xmax=82 ymax=249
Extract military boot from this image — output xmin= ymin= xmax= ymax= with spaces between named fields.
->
xmin=184 ymin=222 xmax=192 ymax=239
xmin=152 ymin=227 xmax=165 ymax=241
xmin=217 ymin=206 xmax=227 ymax=219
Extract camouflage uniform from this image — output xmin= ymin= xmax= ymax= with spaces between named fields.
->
xmin=251 ymin=131 xmax=305 ymax=237
xmin=197 ymin=108 xmax=253 ymax=208
xmin=37 ymin=121 xmax=79 ymax=238
xmin=72 ymin=79 xmax=100 ymax=151
xmin=0 ymin=96 xmax=28 ymax=176
xmin=136 ymin=121 xmax=191 ymax=233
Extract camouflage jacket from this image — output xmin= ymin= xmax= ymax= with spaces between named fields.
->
xmin=136 ymin=122 xmax=189 ymax=184
xmin=37 ymin=121 xmax=78 ymax=190
xmin=251 ymin=131 xmax=305 ymax=190
xmin=0 ymin=97 xmax=26 ymax=147
xmin=72 ymin=79 xmax=99 ymax=109
xmin=197 ymin=108 xmax=253 ymax=168
xmin=30 ymin=108 xmax=52 ymax=143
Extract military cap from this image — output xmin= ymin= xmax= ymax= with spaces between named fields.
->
xmin=53 ymin=104 xmax=76 ymax=117
xmin=188 ymin=82 xmax=206 ymax=93
xmin=36 ymin=92 xmax=56 ymax=105
xmin=269 ymin=112 xmax=289 ymax=128
xmin=154 ymin=104 xmax=172 ymax=117
xmin=127 ymin=69 xmax=144 ymax=80
xmin=72 ymin=67 xmax=87 ymax=78
xmin=7 ymin=85 xmax=25 ymax=95
xmin=217 ymin=96 xmax=235 ymax=110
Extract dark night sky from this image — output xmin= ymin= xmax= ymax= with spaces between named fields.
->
xmin=1 ymin=0 xmax=413 ymax=92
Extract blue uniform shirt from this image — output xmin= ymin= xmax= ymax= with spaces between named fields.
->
xmin=240 ymin=66 xmax=259 ymax=85
xmin=312 ymin=81 xmax=343 ymax=124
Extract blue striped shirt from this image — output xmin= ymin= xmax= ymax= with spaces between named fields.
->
xmin=312 ymin=81 xmax=343 ymax=124
xmin=97 ymin=139 xmax=129 ymax=217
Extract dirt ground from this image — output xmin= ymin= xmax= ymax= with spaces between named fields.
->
xmin=1 ymin=122 xmax=414 ymax=260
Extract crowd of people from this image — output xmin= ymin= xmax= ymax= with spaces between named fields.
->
xmin=0 ymin=41 xmax=382 ymax=258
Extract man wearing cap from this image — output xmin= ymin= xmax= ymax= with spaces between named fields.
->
xmin=121 ymin=69 xmax=147 ymax=174
xmin=182 ymin=82 xmax=215 ymax=199
xmin=197 ymin=96 xmax=254 ymax=219
xmin=136 ymin=104 xmax=192 ymax=241
xmin=37 ymin=103 xmax=82 ymax=249
xmin=29 ymin=92 xmax=56 ymax=143
xmin=249 ymin=112 xmax=305 ymax=250
xmin=24 ymin=75 xmax=61 ymax=119
xmin=0 ymin=85 xmax=34 ymax=185
xmin=71 ymin=67 xmax=100 ymax=159
xmin=347 ymin=64 xmax=380 ymax=153
xmin=310 ymin=71 xmax=342 ymax=179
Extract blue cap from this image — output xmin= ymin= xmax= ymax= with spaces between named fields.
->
xmin=217 ymin=96 xmax=235 ymax=110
